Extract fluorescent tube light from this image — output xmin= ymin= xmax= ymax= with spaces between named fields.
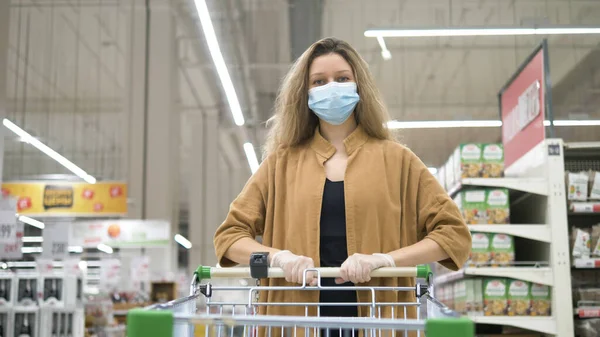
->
xmin=243 ymin=142 xmax=260 ymax=174
xmin=18 ymin=215 xmax=45 ymax=229
xmin=3 ymin=119 xmax=96 ymax=184
xmin=376 ymin=37 xmax=392 ymax=60
xmin=386 ymin=119 xmax=600 ymax=129
xmin=174 ymin=234 xmax=192 ymax=249
xmin=97 ymin=243 xmax=113 ymax=254
xmin=193 ymin=0 xmax=245 ymax=126
xmin=551 ymin=120 xmax=600 ymax=126
xmin=365 ymin=27 xmax=600 ymax=38
xmin=22 ymin=236 xmax=43 ymax=243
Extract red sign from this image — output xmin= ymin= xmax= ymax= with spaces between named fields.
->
xmin=500 ymin=46 xmax=546 ymax=169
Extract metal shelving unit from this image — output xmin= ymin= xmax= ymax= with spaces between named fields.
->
xmin=437 ymin=139 xmax=574 ymax=336
xmin=564 ymin=142 xmax=600 ymax=323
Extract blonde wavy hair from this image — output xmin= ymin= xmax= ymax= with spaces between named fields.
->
xmin=263 ymin=37 xmax=395 ymax=157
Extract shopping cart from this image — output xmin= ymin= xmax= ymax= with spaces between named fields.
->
xmin=127 ymin=265 xmax=473 ymax=337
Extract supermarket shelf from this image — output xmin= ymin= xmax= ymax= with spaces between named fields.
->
xmin=569 ymin=201 xmax=600 ymax=214
xmin=447 ymin=178 xmax=548 ymax=198
xmin=573 ymin=258 xmax=600 ymax=269
xmin=467 ymin=224 xmax=550 ymax=243
xmin=434 ymin=267 xmax=553 ymax=286
xmin=469 ymin=316 xmax=556 ymax=335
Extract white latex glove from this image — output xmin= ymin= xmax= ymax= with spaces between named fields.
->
xmin=336 ymin=253 xmax=395 ymax=284
xmin=270 ymin=250 xmax=317 ymax=286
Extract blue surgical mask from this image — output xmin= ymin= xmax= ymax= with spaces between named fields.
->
xmin=308 ymin=82 xmax=360 ymax=125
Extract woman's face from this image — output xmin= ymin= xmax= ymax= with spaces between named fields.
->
xmin=308 ymin=53 xmax=355 ymax=90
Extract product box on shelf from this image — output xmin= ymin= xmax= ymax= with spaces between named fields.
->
xmin=490 ymin=234 xmax=515 ymax=267
xmin=454 ymin=280 xmax=466 ymax=314
xmin=530 ymin=283 xmax=551 ymax=316
xmin=482 ymin=144 xmax=505 ymax=178
xmin=455 ymin=189 xmax=488 ymax=224
xmin=12 ymin=306 xmax=39 ymax=337
xmin=567 ymin=172 xmax=589 ymax=201
xmin=486 ymin=188 xmax=511 ymax=224
xmin=0 ymin=273 xmax=15 ymax=307
xmin=16 ymin=273 xmax=38 ymax=306
xmin=457 ymin=143 xmax=483 ymax=179
xmin=590 ymin=171 xmax=600 ymax=200
xmin=39 ymin=307 xmax=85 ymax=337
xmin=473 ymin=278 xmax=484 ymax=316
xmin=468 ymin=232 xmax=491 ymax=267
xmin=483 ymin=278 xmax=508 ymax=316
xmin=445 ymin=283 xmax=454 ymax=311
xmin=507 ymin=279 xmax=531 ymax=316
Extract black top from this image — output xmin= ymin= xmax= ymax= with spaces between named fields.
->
xmin=319 ymin=179 xmax=358 ymax=318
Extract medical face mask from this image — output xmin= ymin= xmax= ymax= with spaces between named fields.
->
xmin=308 ymin=81 xmax=360 ymax=125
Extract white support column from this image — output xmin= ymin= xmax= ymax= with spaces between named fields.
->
xmin=0 ymin=0 xmax=10 ymax=181
xmin=202 ymin=112 xmax=220 ymax=267
xmin=125 ymin=0 xmax=179 ymax=277
xmin=188 ymin=111 xmax=204 ymax=274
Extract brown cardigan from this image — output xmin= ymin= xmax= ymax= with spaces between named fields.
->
xmin=213 ymin=125 xmax=470 ymax=321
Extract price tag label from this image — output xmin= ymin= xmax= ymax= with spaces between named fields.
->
xmin=0 ymin=220 xmax=23 ymax=259
xmin=42 ymin=222 xmax=69 ymax=259
xmin=0 ymin=197 xmax=17 ymax=244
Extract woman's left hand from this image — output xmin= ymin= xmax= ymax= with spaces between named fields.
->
xmin=335 ymin=253 xmax=395 ymax=284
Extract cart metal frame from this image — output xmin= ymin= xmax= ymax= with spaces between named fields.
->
xmin=127 ymin=265 xmax=473 ymax=337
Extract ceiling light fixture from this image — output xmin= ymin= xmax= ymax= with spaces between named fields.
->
xmin=193 ymin=0 xmax=245 ymax=126
xmin=376 ymin=37 xmax=392 ymax=60
xmin=243 ymin=142 xmax=260 ymax=174
xmin=3 ymin=119 xmax=96 ymax=184
xmin=174 ymin=234 xmax=192 ymax=249
xmin=365 ymin=26 xmax=600 ymax=38
xmin=97 ymin=243 xmax=113 ymax=254
xmin=18 ymin=215 xmax=45 ymax=229
xmin=386 ymin=119 xmax=600 ymax=129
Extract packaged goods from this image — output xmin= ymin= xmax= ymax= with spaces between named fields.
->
xmin=567 ymin=172 xmax=589 ymax=201
xmin=572 ymin=227 xmax=592 ymax=258
xmin=486 ymin=188 xmax=511 ymax=224
xmin=507 ymin=279 xmax=531 ymax=316
xmin=454 ymin=280 xmax=466 ymax=314
xmin=456 ymin=190 xmax=488 ymax=224
xmin=490 ymin=234 xmax=515 ymax=267
xmin=473 ymin=278 xmax=484 ymax=316
xmin=469 ymin=233 xmax=491 ymax=267
xmin=590 ymin=171 xmax=600 ymax=200
xmin=445 ymin=284 xmax=454 ymax=310
xmin=592 ymin=224 xmax=600 ymax=257
xmin=484 ymin=278 xmax=508 ymax=316
xmin=458 ymin=144 xmax=483 ymax=179
xmin=482 ymin=144 xmax=504 ymax=178
xmin=445 ymin=153 xmax=455 ymax=190
xmin=530 ymin=283 xmax=551 ymax=316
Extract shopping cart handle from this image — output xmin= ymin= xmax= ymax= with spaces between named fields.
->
xmin=194 ymin=265 xmax=432 ymax=281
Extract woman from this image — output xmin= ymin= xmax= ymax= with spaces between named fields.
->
xmin=213 ymin=37 xmax=470 ymax=323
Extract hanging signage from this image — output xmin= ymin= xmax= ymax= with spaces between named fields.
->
xmin=70 ymin=219 xmax=170 ymax=248
xmin=499 ymin=39 xmax=553 ymax=170
xmin=1 ymin=181 xmax=127 ymax=217
xmin=0 ymin=220 xmax=23 ymax=259
xmin=42 ymin=222 xmax=70 ymax=259
xmin=0 ymin=197 xmax=17 ymax=244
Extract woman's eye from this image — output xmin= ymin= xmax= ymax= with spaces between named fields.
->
xmin=337 ymin=76 xmax=350 ymax=82
xmin=313 ymin=79 xmax=325 ymax=85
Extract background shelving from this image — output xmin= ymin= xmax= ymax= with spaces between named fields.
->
xmin=434 ymin=139 xmax=574 ymax=337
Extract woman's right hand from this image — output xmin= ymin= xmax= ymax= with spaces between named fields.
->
xmin=270 ymin=250 xmax=317 ymax=286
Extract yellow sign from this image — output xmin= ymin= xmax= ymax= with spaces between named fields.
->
xmin=1 ymin=181 xmax=128 ymax=217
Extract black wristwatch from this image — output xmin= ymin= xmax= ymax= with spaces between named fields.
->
xmin=249 ymin=252 xmax=270 ymax=279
